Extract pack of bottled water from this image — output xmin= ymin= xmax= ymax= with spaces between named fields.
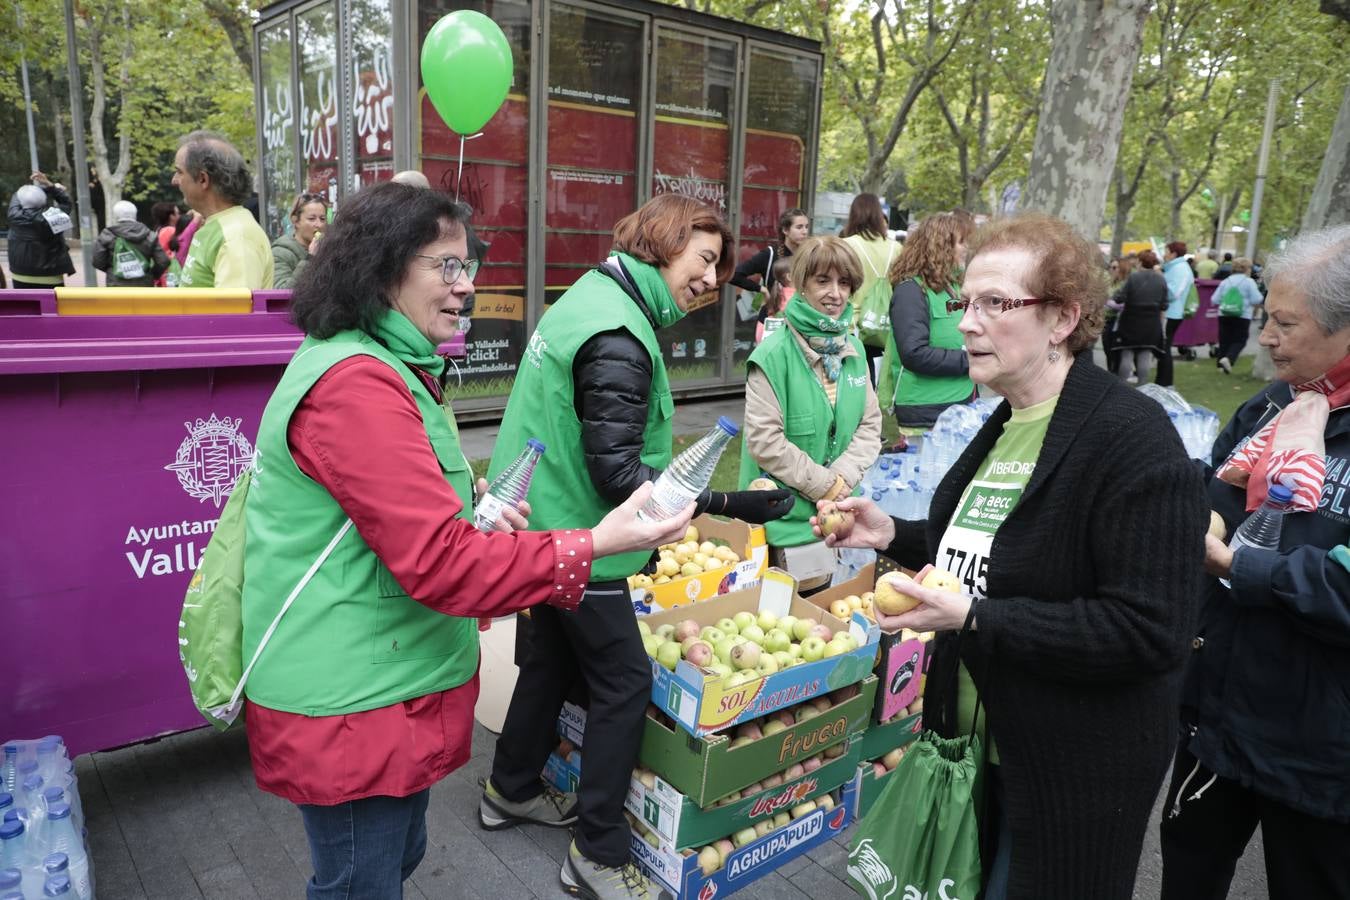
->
xmin=1 ymin=737 xmax=93 ymax=899
xmin=1137 ymin=384 xmax=1220 ymax=461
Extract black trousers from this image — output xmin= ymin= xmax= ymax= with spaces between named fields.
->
xmin=1217 ymin=316 xmax=1251 ymax=366
xmin=1160 ymin=744 xmax=1350 ymax=900
xmin=1155 ymin=318 xmax=1184 ymax=386
xmin=491 ymin=580 xmax=650 ymax=867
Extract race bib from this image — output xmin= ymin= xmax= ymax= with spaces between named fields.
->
xmin=115 ymin=249 xmax=145 ymax=279
xmin=42 ymin=206 xmax=73 ymax=235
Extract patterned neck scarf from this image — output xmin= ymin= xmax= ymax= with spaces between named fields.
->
xmin=784 ymin=295 xmax=853 ymax=382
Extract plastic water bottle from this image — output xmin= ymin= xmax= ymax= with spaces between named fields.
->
xmin=1220 ymin=485 xmax=1294 ymax=588
xmin=638 ymin=417 xmax=739 ymax=522
xmin=43 ymin=873 xmax=72 ymax=896
xmin=475 ymin=438 xmax=546 ymax=531
xmin=40 ymin=806 xmax=87 ymax=900
xmin=1 ymin=746 xmax=18 ymax=795
xmin=33 ymin=742 xmax=62 ymax=788
xmin=0 ymin=868 xmax=19 ymax=896
xmin=0 ymin=822 xmax=26 ymax=871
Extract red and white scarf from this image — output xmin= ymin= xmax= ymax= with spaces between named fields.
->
xmin=1217 ymin=354 xmax=1350 ymax=512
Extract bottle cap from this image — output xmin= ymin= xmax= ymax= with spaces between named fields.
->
xmin=0 ymin=793 xmax=10 ymax=809
xmin=43 ymin=873 xmax=71 ymax=896
xmin=17 ymin=761 xmax=36 ymax=776
xmin=42 ymin=852 xmax=69 ymax=874
xmin=47 ymin=802 xmax=71 ymax=820
xmin=1268 ymin=484 xmax=1293 ymax=503
xmin=0 ymin=820 xmax=22 ymax=839
xmin=1 ymin=744 xmax=16 ymax=756
xmin=1 ymin=890 xmax=24 ymax=900
xmin=526 ymin=438 xmax=546 ymax=453
xmin=43 ymin=787 xmax=63 ymax=802
xmin=1 ymin=809 xmax=20 ymax=823
xmin=0 ymin=868 xmax=18 ymax=889
xmin=22 ymin=776 xmax=41 ymax=793
xmin=716 ymin=416 xmax=739 ymax=437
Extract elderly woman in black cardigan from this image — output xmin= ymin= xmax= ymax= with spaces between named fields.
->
xmin=815 ymin=213 xmax=1207 ymax=900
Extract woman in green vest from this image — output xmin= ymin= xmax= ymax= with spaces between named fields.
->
xmin=482 ymin=194 xmax=793 ymax=900
xmin=739 ymin=235 xmax=883 ymax=592
xmin=879 ymin=211 xmax=976 ymax=431
xmin=239 ymin=183 xmax=691 ymax=900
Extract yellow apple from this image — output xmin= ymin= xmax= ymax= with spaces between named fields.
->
xmin=1208 ymin=510 xmax=1226 ymax=540
xmin=684 ymin=525 xmax=700 ymax=544
xmin=846 ymin=594 xmax=863 ymax=610
xmin=873 ymin=572 xmax=921 ymax=615
xmin=920 ymin=568 xmax=961 ymax=593
xmin=680 ymin=561 xmax=704 ymax=577
xmin=748 ymin=477 xmax=778 ymax=491
xmin=829 ymin=598 xmax=852 ymax=619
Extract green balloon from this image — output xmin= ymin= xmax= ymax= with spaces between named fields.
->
xmin=420 ymin=10 xmax=513 ymax=136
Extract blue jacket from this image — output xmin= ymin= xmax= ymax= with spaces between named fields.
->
xmin=1162 ymin=256 xmax=1194 ymax=320
xmin=1182 ymin=381 xmax=1350 ymax=823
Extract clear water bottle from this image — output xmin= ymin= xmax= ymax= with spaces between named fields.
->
xmin=34 ymin=742 xmax=62 ymax=787
xmin=1220 ymin=484 xmax=1294 ymax=588
xmin=0 ymin=822 xmax=26 ymax=870
xmin=638 ymin=417 xmax=739 ymax=522
xmin=40 ymin=806 xmax=87 ymax=900
xmin=475 ymin=438 xmax=546 ymax=532
xmin=43 ymin=873 xmax=72 ymax=896
xmin=0 ymin=868 xmax=19 ymax=896
xmin=1 ymin=746 xmax=17 ymax=795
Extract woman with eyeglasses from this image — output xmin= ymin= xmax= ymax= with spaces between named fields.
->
xmin=481 ymin=194 xmax=793 ymax=900
xmin=239 ymin=182 xmax=692 ymax=900
xmin=271 ymin=192 xmax=330 ymax=289
xmin=878 ymin=211 xmax=977 ymax=432
xmin=814 ymin=213 xmax=1207 ymax=900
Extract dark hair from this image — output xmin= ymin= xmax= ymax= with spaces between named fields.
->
xmin=611 ymin=194 xmax=734 ymax=282
xmin=291 ymin=182 xmax=467 ymax=338
xmin=1165 ymin=240 xmax=1188 ymax=257
xmin=950 ymin=208 xmax=977 ymax=242
xmin=890 ymin=212 xmax=963 ymax=290
xmin=1223 ymin=252 xmax=1233 ymax=261
xmin=841 ymin=194 xmax=886 ymax=240
xmin=290 ymin=192 xmax=330 ymax=219
xmin=966 ymin=212 xmax=1107 ymax=355
xmin=777 ymin=207 xmax=808 ymax=251
xmin=1137 ymin=249 xmax=1159 ymax=269
xmin=151 ymin=202 xmax=179 ymax=228
xmin=178 ymin=130 xmax=252 ymax=205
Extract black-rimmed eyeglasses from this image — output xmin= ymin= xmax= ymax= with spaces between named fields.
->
xmin=414 ymin=254 xmax=481 ymax=285
xmin=946 ymin=296 xmax=1048 ymax=319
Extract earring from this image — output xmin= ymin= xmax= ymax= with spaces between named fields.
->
xmin=1048 ymin=346 xmax=1062 ymax=363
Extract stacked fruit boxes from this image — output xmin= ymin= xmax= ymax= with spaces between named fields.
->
xmin=544 ymin=570 xmax=880 ymax=899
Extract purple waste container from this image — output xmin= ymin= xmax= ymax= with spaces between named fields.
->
xmin=1172 ymin=278 xmax=1221 ymax=352
xmin=0 ymin=290 xmax=304 ymax=755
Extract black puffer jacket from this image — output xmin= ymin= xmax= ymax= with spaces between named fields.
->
xmin=1181 ymin=381 xmax=1350 ymax=823
xmin=6 ymin=185 xmax=75 ymax=279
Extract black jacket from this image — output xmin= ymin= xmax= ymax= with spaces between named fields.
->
xmin=1182 ymin=381 xmax=1350 ymax=823
xmin=728 ymin=244 xmax=790 ymax=294
xmin=92 ymin=220 xmax=170 ymax=286
xmin=6 ymin=185 xmax=75 ymax=279
xmin=1111 ymin=268 xmax=1167 ymax=349
xmin=886 ymin=354 xmax=1207 ymax=900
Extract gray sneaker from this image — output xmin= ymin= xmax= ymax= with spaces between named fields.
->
xmin=478 ymin=780 xmax=578 ymax=830
xmin=561 ymin=841 xmax=655 ymax=899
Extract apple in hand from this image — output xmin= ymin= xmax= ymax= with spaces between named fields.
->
xmin=874 ymin=571 xmax=921 ymax=615
xmin=920 ymin=566 xmax=961 ymax=592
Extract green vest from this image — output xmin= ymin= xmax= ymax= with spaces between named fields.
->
xmin=738 ymin=327 xmax=868 ymax=548
xmin=242 ymin=331 xmax=478 ymax=716
xmin=491 ymin=269 xmax=674 ymax=581
xmin=880 ymin=278 xmax=974 ymax=408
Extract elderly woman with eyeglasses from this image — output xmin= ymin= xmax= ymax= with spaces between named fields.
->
xmin=271 ymin=192 xmax=330 ymax=289
xmin=239 ymin=182 xmax=693 ymax=900
xmin=815 ymin=213 xmax=1207 ymax=900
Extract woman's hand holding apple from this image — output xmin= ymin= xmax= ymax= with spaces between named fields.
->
xmin=872 ymin=569 xmax=973 ymax=634
xmin=1203 ymin=533 xmax=1234 ymax=578
xmin=591 ymin=482 xmax=696 ymax=559
xmin=810 ymin=496 xmax=894 ymax=550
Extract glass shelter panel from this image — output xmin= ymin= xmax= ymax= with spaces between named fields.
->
xmin=418 ymin=0 xmax=531 ymax=399
xmin=734 ymin=47 xmax=818 ymax=370
xmin=351 ymin=0 xmax=396 ymax=188
xmin=543 ymin=3 xmax=643 ymax=304
xmin=297 ymin=3 xmax=341 ymax=205
xmin=651 ymin=29 xmax=737 ymax=383
xmin=259 ymin=21 xmax=297 ymax=240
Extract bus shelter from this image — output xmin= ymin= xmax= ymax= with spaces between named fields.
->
xmin=253 ymin=0 xmax=822 ymax=416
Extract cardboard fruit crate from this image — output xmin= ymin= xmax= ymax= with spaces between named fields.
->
xmin=639 ymin=677 xmax=877 ymax=806
xmin=644 ymin=570 xmax=881 ymax=738
xmin=856 ymin=711 xmax=923 ymax=762
xmin=630 ymin=781 xmax=857 ymax=900
xmin=630 ymin=514 xmax=768 ymax=615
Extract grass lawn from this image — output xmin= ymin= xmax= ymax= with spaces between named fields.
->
xmin=471 ymin=354 xmax=1268 ymax=493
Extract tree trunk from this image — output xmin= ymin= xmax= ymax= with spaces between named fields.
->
xmin=46 ymin=73 xmax=72 ymax=185
xmin=85 ymin=3 xmax=134 ymax=213
xmin=1110 ymin=196 xmax=1129 ymax=257
xmin=1023 ymin=0 xmax=1151 ymax=238
xmin=1302 ymin=79 xmax=1350 ymax=230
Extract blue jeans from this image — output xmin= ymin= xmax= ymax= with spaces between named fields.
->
xmin=983 ymin=766 xmax=1012 ymax=900
xmin=298 ymin=789 xmax=430 ymax=900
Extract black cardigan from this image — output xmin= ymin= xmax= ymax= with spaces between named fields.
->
xmin=885 ymin=353 xmax=1208 ymax=900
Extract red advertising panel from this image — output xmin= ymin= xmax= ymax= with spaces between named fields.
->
xmin=352 ymin=0 xmax=396 ymax=188
xmin=297 ymin=3 xmax=340 ymax=201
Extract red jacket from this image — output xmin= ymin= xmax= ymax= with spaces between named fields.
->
xmin=245 ymin=356 xmax=592 ymax=805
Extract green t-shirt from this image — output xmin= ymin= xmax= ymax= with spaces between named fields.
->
xmin=937 ymin=393 xmax=1058 ymax=764
xmin=178 ymin=205 xmax=275 ymax=289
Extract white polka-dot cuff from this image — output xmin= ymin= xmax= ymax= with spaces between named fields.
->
xmin=546 ymin=529 xmax=593 ymax=610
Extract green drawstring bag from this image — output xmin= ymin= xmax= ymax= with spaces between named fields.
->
xmin=846 ymin=730 xmax=985 ymax=900
xmin=1183 ymin=283 xmax=1201 ymax=318
xmin=178 ymin=468 xmax=351 ymax=729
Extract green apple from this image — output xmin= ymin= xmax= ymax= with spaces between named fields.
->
xmin=643 ymin=634 xmax=663 ymax=657
xmin=714 ymin=637 xmax=740 ymax=664
xmin=833 ymin=632 xmax=859 ymax=652
xmin=656 ymin=641 xmax=682 ymax=670
xmin=772 ymin=650 xmax=793 ymax=669
xmin=762 ymin=719 xmax=787 ymax=736
xmin=799 ymin=636 xmax=826 ymax=662
xmin=700 ymin=625 xmax=726 ymax=644
xmin=739 ymin=623 xmax=766 ymax=645
xmin=755 ymin=655 xmax=779 ymax=676
xmin=788 ymin=642 xmax=803 ymax=658
xmin=777 ymin=615 xmax=798 ymax=637
xmin=709 ymin=661 xmax=733 ymax=679
xmin=728 ymin=669 xmax=760 ymax=687
xmin=790 ymin=800 xmax=817 ymax=819
xmin=637 ymin=620 xmax=651 ymax=638
xmin=773 ymin=812 xmax=790 ymax=828
xmin=823 ymin=639 xmax=850 ymax=659
xmin=733 ymin=826 xmax=758 ymax=847
xmin=733 ymin=611 xmax=758 ymax=633
xmin=756 ymin=610 xmax=779 ymax=632
xmin=763 ymin=629 xmax=792 ymax=653
xmin=716 ymin=617 xmax=740 ymax=637
xmin=791 ymin=617 xmax=818 ymax=642
xmin=728 ymin=736 xmax=754 ymax=749
xmin=754 ymin=820 xmax=774 ymax=837
xmin=730 ymin=641 xmax=762 ymax=670
xmin=656 ymin=623 xmax=676 ymax=640
xmin=697 ymin=845 xmax=720 ymax=876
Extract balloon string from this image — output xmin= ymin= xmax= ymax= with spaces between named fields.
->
xmin=455 ymin=134 xmax=465 ymax=205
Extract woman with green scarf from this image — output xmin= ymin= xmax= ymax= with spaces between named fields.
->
xmin=740 ymin=235 xmax=883 ymax=592
xmin=483 ymin=194 xmax=793 ymax=900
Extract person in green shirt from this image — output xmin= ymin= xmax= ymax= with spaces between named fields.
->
xmin=171 ymin=130 xmax=274 ymax=289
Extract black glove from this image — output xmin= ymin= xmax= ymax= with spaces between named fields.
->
xmin=698 ymin=489 xmax=795 ymax=524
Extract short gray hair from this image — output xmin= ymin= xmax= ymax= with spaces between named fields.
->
xmin=178 ymin=130 xmax=252 ymax=205
xmin=1263 ymin=224 xmax=1350 ymax=334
